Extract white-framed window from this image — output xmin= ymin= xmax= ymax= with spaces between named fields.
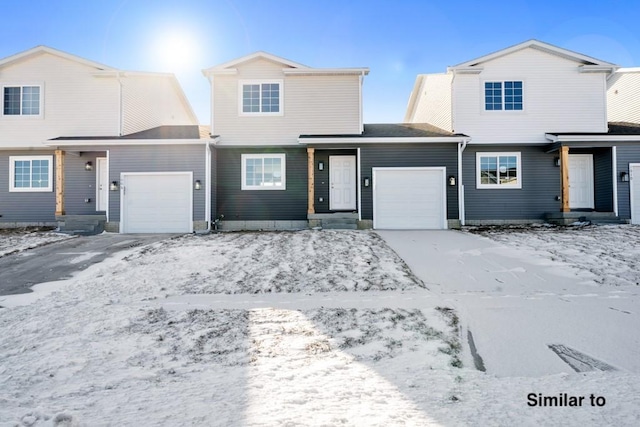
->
xmin=241 ymin=153 xmax=286 ymax=190
xmin=484 ymin=81 xmax=523 ymax=111
xmin=476 ymin=152 xmax=522 ymax=189
xmin=9 ymin=155 xmax=53 ymax=192
xmin=239 ymin=80 xmax=283 ymax=115
xmin=3 ymin=85 xmax=42 ymax=116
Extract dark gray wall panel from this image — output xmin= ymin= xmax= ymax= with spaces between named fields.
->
xmin=109 ymin=145 xmax=207 ymax=222
xmin=0 ymin=151 xmax=57 ymax=222
xmin=593 ymin=148 xmax=613 ymax=212
xmin=216 ymin=147 xmax=308 ymax=221
xmin=463 ymin=145 xmax=560 ymax=220
xmin=64 ymin=152 xmax=107 ymax=215
xmin=360 ymin=144 xmax=459 ymax=220
xmin=617 ymin=145 xmax=640 ymax=219
xmin=313 ymin=149 xmax=357 ymax=214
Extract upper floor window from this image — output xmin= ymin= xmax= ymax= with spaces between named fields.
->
xmin=239 ymin=80 xmax=282 ymax=115
xmin=484 ymin=81 xmax=522 ymax=111
xmin=476 ymin=152 xmax=521 ymax=189
xmin=9 ymin=155 xmax=53 ymax=192
xmin=3 ymin=85 xmax=41 ymax=116
xmin=241 ymin=153 xmax=286 ymax=190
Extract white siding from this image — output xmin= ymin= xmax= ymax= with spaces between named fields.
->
xmin=406 ymin=73 xmax=452 ymax=131
xmin=213 ymin=58 xmax=361 ymax=145
xmin=453 ymin=47 xmax=608 ymax=143
xmin=0 ymin=52 xmax=119 ymax=148
xmin=121 ymin=75 xmax=197 ymax=135
xmin=607 ymin=70 xmax=640 ymax=124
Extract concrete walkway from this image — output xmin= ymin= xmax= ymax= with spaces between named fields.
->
xmin=377 ymin=230 xmax=640 ymax=377
xmin=0 ymin=233 xmax=172 ymax=296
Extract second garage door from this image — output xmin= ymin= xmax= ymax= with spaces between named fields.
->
xmin=373 ymin=167 xmax=446 ymax=229
xmin=121 ymin=172 xmax=193 ymax=233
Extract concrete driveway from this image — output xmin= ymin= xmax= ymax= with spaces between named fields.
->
xmin=0 ymin=233 xmax=174 ymax=296
xmin=377 ymin=230 xmax=640 ymax=377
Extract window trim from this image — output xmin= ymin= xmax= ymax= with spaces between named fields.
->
xmin=476 ymin=152 xmax=522 ymax=189
xmin=241 ymin=153 xmax=286 ymax=190
xmin=9 ymin=155 xmax=54 ymax=192
xmin=2 ymin=84 xmax=43 ymax=117
xmin=238 ymin=80 xmax=284 ymax=116
xmin=482 ymin=80 xmax=524 ymax=112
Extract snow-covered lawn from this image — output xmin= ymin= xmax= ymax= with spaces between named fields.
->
xmin=1 ymin=228 xmax=639 ymax=426
xmin=0 ymin=228 xmax=74 ymax=258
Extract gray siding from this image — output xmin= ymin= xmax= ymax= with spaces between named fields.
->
xmin=0 ymin=150 xmax=57 ymax=223
xmin=463 ymin=145 xmax=560 ymax=221
xmin=313 ymin=149 xmax=358 ymax=214
xmin=593 ymin=149 xmax=613 ymax=212
xmin=64 ymin=151 xmax=107 ymax=215
xmin=108 ymin=145 xmax=207 ymax=222
xmin=617 ymin=145 xmax=640 ymax=219
xmin=216 ymin=147 xmax=308 ymax=221
xmin=360 ymin=144 xmax=459 ymax=220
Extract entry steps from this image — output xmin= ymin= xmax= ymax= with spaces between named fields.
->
xmin=545 ymin=211 xmax=626 ymax=226
xmin=308 ymin=213 xmax=358 ymax=230
xmin=56 ymin=214 xmax=107 ymax=235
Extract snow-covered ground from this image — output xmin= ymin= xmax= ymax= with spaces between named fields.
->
xmin=1 ymin=228 xmax=639 ymax=426
xmin=0 ymin=228 xmax=73 ymax=258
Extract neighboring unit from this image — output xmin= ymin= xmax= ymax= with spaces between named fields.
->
xmin=0 ymin=46 xmax=207 ymax=233
xmin=406 ymin=39 xmax=640 ymax=225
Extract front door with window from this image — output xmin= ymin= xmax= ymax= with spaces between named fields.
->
xmin=329 ymin=156 xmax=356 ymax=210
xmin=96 ymin=157 xmax=108 ymax=212
xmin=569 ymin=154 xmax=594 ymax=209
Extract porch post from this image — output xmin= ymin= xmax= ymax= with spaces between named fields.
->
xmin=560 ymin=146 xmax=570 ymax=212
xmin=307 ymin=147 xmax=315 ymax=214
xmin=55 ymin=149 xmax=65 ymax=216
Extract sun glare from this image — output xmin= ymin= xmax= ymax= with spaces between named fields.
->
xmin=153 ymin=29 xmax=198 ymax=72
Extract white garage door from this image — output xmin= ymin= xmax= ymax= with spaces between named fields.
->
xmin=121 ymin=172 xmax=193 ymax=233
xmin=373 ymin=167 xmax=446 ymax=229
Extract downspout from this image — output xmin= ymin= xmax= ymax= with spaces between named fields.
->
xmin=205 ymin=140 xmax=212 ymax=232
xmin=117 ymin=72 xmax=124 ymax=136
xmin=359 ymin=71 xmax=365 ymax=134
xmin=458 ymin=138 xmax=469 ymax=226
xmin=208 ymin=74 xmax=215 ymax=136
xmin=612 ymin=145 xmax=619 ymax=217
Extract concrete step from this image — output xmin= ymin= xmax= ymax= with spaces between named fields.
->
xmin=56 ymin=215 xmax=106 ymax=235
xmin=322 ymin=223 xmax=358 ymax=230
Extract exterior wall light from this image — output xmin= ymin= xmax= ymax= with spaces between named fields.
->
xmin=318 ymin=161 xmax=324 ymax=171
xmin=194 ymin=180 xmax=202 ymax=190
xmin=554 ymin=157 xmax=561 ymax=167
xmin=364 ymin=177 xmax=370 ymax=187
xmin=621 ymin=171 xmax=630 ymax=182
xmin=110 ymin=181 xmax=119 ymax=191
xmin=85 ymin=161 xmax=93 ymax=171
xmin=449 ymin=175 xmax=456 ymax=186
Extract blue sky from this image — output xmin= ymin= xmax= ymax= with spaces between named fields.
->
xmin=2 ymin=0 xmax=640 ymax=125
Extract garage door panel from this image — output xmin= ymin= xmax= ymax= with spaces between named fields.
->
xmin=122 ymin=173 xmax=192 ymax=233
xmin=374 ymin=168 xmax=446 ymax=230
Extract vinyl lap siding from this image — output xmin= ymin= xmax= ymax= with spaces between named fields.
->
xmin=407 ymin=74 xmax=453 ymax=131
xmin=0 ymin=53 xmax=119 ymax=147
xmin=108 ymin=145 xmax=206 ymax=222
xmin=359 ymin=144 xmax=459 ymax=220
xmin=216 ymin=147 xmax=307 ymax=220
xmin=607 ymin=71 xmax=640 ymax=124
xmin=213 ymin=59 xmax=361 ymax=145
xmin=617 ymin=145 xmax=640 ymax=220
xmin=64 ymin=151 xmax=107 ymax=215
xmin=0 ymin=150 xmax=56 ymax=222
xmin=591 ymin=149 xmax=613 ymax=212
xmin=453 ymin=48 xmax=608 ymax=142
xmin=312 ymin=149 xmax=357 ymax=214
xmin=463 ymin=145 xmax=559 ymax=221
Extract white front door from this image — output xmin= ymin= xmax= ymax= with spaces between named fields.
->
xmin=630 ymin=163 xmax=640 ymax=225
xmin=330 ymin=155 xmax=356 ymax=210
xmin=96 ymin=157 xmax=108 ymax=212
xmin=569 ymin=154 xmax=594 ymax=209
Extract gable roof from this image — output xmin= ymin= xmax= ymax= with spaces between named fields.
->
xmin=0 ymin=45 xmax=115 ymax=71
xmin=449 ymin=39 xmax=618 ymax=72
xmin=203 ymin=51 xmax=369 ymax=76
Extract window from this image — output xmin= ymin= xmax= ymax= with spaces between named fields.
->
xmin=239 ymin=80 xmax=282 ymax=115
xmin=476 ymin=152 xmax=521 ymax=189
xmin=241 ymin=154 xmax=286 ymax=190
xmin=484 ymin=81 xmax=522 ymax=111
xmin=9 ymin=156 xmax=53 ymax=192
xmin=3 ymin=86 xmax=41 ymax=116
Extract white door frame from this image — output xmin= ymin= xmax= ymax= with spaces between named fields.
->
xmin=119 ymin=171 xmax=193 ymax=233
xmin=372 ymin=167 xmax=447 ymax=230
xmin=569 ymin=154 xmax=594 ymax=209
xmin=630 ymin=163 xmax=640 ymax=225
xmin=329 ymin=155 xmax=357 ymax=210
xmin=96 ymin=157 xmax=108 ymax=212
